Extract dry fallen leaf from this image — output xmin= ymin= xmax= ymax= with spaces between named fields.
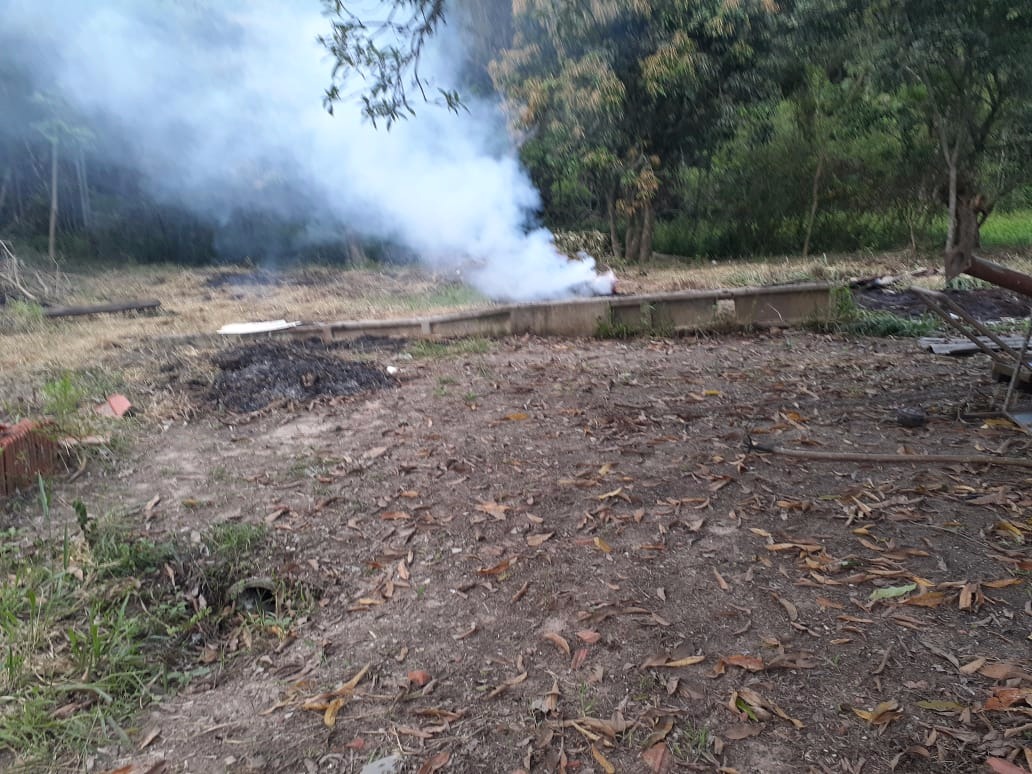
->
xmin=590 ymin=745 xmax=616 ymax=774
xmin=475 ymin=501 xmax=510 ymax=520
xmin=722 ymin=654 xmax=765 ymax=672
xmin=477 ymin=557 xmax=513 ymax=576
xmin=543 ymin=632 xmax=571 ymax=655
xmin=416 ymin=751 xmax=450 ymax=774
xmin=641 ymin=742 xmax=674 ymax=773
xmin=571 ymin=647 xmax=589 ymax=670
xmin=593 ymin=536 xmax=613 ymax=554
xmin=713 ymin=568 xmax=731 ymax=592
xmin=853 ymin=699 xmax=902 ymax=726
xmin=723 ymin=723 xmax=763 ymax=740
xmin=577 ymin=630 xmax=602 ymax=644
xmin=526 ymin=532 xmax=554 ymax=547
xmin=407 ymin=670 xmax=432 ymax=687
xmin=986 ymin=758 xmax=1031 ymax=774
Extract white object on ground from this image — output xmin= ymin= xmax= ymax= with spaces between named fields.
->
xmin=217 ymin=320 xmax=302 ymax=335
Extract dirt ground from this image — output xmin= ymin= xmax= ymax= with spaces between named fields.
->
xmin=2 ymin=266 xmax=1032 ymax=774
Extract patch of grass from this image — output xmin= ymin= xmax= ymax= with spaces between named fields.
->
xmin=0 ymin=299 xmax=45 ymax=332
xmin=982 ymin=209 xmax=1032 ymax=248
xmin=406 ymin=337 xmax=492 ymax=358
xmin=813 ymin=286 xmax=940 ymax=338
xmin=669 ymin=723 xmax=713 ymax=763
xmin=0 ymin=487 xmax=294 ymax=769
xmin=595 ymin=319 xmax=644 ymax=340
xmin=369 ymin=282 xmax=487 ymax=314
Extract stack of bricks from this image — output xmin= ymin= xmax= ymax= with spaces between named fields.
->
xmin=0 ymin=420 xmax=59 ymax=497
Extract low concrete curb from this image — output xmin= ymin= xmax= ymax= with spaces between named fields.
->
xmin=286 ymin=283 xmax=834 ymax=343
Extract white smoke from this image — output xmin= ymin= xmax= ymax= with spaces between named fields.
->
xmin=2 ymin=0 xmax=612 ymax=301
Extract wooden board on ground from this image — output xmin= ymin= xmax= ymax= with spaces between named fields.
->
xmin=919 ymin=335 xmax=1029 ymax=355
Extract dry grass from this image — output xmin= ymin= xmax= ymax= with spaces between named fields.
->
xmin=3 ymin=249 xmax=1031 ymax=406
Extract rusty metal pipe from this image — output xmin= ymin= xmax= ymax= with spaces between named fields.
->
xmin=964 ymin=256 xmax=1032 ymax=300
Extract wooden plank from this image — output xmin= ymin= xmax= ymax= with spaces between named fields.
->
xmin=42 ymin=299 xmax=161 ymax=318
xmin=919 ymin=335 xmax=1028 ymax=355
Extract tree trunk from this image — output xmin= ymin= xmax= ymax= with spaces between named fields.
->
xmin=76 ymin=149 xmax=91 ymax=230
xmin=0 ymin=167 xmax=10 ymax=215
xmin=48 ymin=136 xmax=59 ymax=262
xmin=625 ymin=208 xmax=642 ymax=263
xmin=802 ymin=154 xmax=824 ymax=259
xmin=638 ymin=201 xmax=655 ymax=263
xmin=607 ymin=185 xmax=622 ymax=259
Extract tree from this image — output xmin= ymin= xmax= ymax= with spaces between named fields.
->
xmin=871 ymin=1 xmax=1032 ymax=274
xmin=320 ymin=0 xmax=462 ymax=126
xmin=492 ymin=0 xmax=782 ymax=261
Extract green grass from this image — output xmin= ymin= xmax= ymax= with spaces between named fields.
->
xmin=0 ymin=299 xmax=45 ymax=333
xmin=0 ymin=484 xmax=294 ymax=769
xmin=815 ymin=286 xmax=940 ymax=338
xmin=406 ymin=337 xmax=492 ymax=358
xmin=372 ymin=283 xmax=487 ymax=313
xmin=980 ymin=209 xmax=1032 ymax=248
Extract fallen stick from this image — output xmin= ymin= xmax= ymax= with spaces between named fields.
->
xmin=42 ymin=299 xmax=161 ymax=318
xmin=747 ymin=439 xmax=1032 ymax=469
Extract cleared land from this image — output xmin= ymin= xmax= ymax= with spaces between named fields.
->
xmin=1 ymin=255 xmax=1031 ymax=773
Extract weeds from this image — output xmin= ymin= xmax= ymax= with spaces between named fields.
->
xmin=406 ymin=337 xmax=492 ymax=358
xmin=0 ymin=486 xmax=297 ymax=769
xmin=0 ymin=298 xmax=45 ymax=333
xmin=815 ymin=286 xmax=940 ymax=338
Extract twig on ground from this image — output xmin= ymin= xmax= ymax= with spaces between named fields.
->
xmin=746 ymin=437 xmax=1032 ymax=469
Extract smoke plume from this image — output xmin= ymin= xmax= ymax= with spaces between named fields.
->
xmin=2 ymin=0 xmax=611 ymax=301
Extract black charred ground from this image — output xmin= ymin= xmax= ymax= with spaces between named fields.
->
xmin=210 ymin=340 xmax=396 ymax=412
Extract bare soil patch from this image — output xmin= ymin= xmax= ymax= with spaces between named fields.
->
xmin=20 ymin=328 xmax=1030 ymax=774
xmin=2 ymin=263 xmax=1032 ymax=774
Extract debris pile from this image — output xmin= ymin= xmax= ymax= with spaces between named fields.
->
xmin=210 ymin=341 xmax=395 ymax=412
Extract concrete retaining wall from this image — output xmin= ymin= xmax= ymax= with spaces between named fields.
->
xmin=287 ymin=283 xmax=833 ymax=343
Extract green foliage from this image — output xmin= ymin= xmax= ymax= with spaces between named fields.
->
xmin=816 ymin=285 xmax=939 ymax=338
xmin=0 ymin=487 xmax=289 ymax=768
xmin=981 ymin=210 xmax=1032 ymax=248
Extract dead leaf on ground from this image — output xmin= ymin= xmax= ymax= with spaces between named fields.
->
xmin=101 ymin=761 xmax=167 ymax=774
xmin=477 ymin=557 xmax=514 ymax=576
xmin=577 ymin=630 xmax=602 ymax=644
xmin=416 ymin=751 xmax=450 ymax=774
xmin=903 ymin=591 xmax=948 ymax=608
xmin=983 ymin=687 xmax=1032 ymax=711
xmin=711 ymin=654 xmax=764 ymax=677
xmin=642 ymin=652 xmax=706 ymax=669
xmin=407 ymin=670 xmax=432 ymax=687
xmin=852 ymin=699 xmax=902 ymax=727
xmin=641 ymin=742 xmax=674 ymax=773
xmin=590 ymin=745 xmax=616 ymax=774
xmin=571 ymin=647 xmax=589 ymax=670
xmin=543 ymin=632 xmax=571 ymax=655
xmin=731 ymin=688 xmax=804 ymax=729
xmin=723 ymin=723 xmax=763 ymax=740
xmin=487 ymin=671 xmax=527 ymax=699
xmin=774 ymin=594 xmax=798 ymax=621
xmin=475 ymin=501 xmax=510 ymax=520
xmin=527 ymin=532 xmax=553 ymax=547
xmin=986 ymin=758 xmax=1032 ymax=774
xmin=530 ymin=678 xmax=562 ymax=716
xmin=980 ymin=662 xmax=1032 ymax=683
xmin=713 ymin=568 xmax=731 ymax=591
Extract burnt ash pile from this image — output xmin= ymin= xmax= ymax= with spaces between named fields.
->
xmin=856 ymin=286 xmax=1031 ymax=322
xmin=210 ymin=341 xmax=395 ymax=412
